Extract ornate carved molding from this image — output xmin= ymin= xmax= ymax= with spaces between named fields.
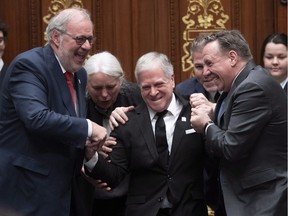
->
xmin=43 ymin=0 xmax=84 ymax=25
xmin=30 ymin=0 xmax=39 ymax=47
xmin=93 ymin=0 xmax=102 ymax=53
xmin=182 ymin=0 xmax=229 ymax=74
xmin=170 ymin=0 xmax=177 ymax=66
xmin=233 ymin=0 xmax=240 ymax=30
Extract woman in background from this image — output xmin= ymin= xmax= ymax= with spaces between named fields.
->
xmin=261 ymin=33 xmax=287 ymax=93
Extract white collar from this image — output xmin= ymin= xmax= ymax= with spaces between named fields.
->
xmin=148 ymin=93 xmax=180 ymax=121
xmin=280 ymin=77 xmax=288 ymax=89
xmin=0 ymin=58 xmax=4 ymax=71
xmin=54 ymin=54 xmax=66 ymax=74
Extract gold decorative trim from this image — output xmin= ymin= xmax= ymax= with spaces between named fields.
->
xmin=182 ymin=0 xmax=229 ymax=75
xmin=43 ymin=0 xmax=84 ymax=25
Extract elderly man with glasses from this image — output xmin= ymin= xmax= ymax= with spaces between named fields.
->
xmin=0 ymin=8 xmax=107 ymax=216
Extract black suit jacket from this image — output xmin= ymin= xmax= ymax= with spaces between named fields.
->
xmin=90 ymin=93 xmax=208 ymax=216
xmin=0 ymin=45 xmax=88 ymax=216
xmin=176 ymin=77 xmax=225 ymax=216
xmin=0 ymin=63 xmax=8 ymax=87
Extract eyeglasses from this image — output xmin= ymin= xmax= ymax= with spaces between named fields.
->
xmin=57 ymin=29 xmax=95 ymax=45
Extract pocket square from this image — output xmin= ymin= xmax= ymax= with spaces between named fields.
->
xmin=185 ymin=128 xmax=196 ymax=134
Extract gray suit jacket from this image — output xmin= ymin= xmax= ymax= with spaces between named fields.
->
xmin=206 ymin=60 xmax=287 ymax=216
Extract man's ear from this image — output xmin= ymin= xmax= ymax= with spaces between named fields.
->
xmin=51 ymin=29 xmax=61 ymax=47
xmin=228 ymin=50 xmax=237 ymax=67
xmin=171 ymin=74 xmax=175 ymax=88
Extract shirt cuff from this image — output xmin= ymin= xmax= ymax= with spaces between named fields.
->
xmin=86 ymin=119 xmax=92 ymax=137
xmin=84 ymin=152 xmax=98 ymax=172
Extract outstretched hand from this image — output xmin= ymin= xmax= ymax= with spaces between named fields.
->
xmin=109 ymin=106 xmax=135 ymax=130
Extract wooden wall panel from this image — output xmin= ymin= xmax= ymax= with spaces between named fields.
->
xmin=275 ymin=0 xmax=287 ymax=34
xmin=0 ymin=0 xmax=287 ymax=84
xmin=1 ymin=0 xmax=40 ymax=64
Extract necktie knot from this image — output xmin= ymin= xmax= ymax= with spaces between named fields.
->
xmin=213 ymin=91 xmax=221 ymax=102
xmin=156 ymin=110 xmax=168 ymax=118
xmin=65 ymin=71 xmax=73 ymax=82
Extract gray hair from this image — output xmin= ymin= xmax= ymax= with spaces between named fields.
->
xmin=190 ymin=32 xmax=211 ymax=62
xmin=84 ymin=51 xmax=125 ymax=81
xmin=45 ymin=8 xmax=92 ymax=43
xmin=200 ymin=30 xmax=253 ymax=61
xmin=134 ymin=52 xmax=174 ymax=83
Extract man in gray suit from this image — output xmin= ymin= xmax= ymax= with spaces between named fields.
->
xmin=190 ymin=30 xmax=287 ymax=216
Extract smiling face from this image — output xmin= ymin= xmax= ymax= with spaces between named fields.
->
xmin=202 ymin=41 xmax=238 ymax=92
xmin=87 ymin=72 xmax=121 ymax=110
xmin=193 ymin=50 xmax=218 ymax=92
xmin=263 ymin=42 xmax=287 ymax=83
xmin=52 ymin=18 xmax=94 ymax=72
xmin=138 ymin=68 xmax=175 ymax=113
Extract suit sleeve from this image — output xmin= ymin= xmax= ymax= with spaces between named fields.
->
xmin=89 ymin=125 xmax=129 ymax=188
xmin=205 ymin=82 xmax=272 ymax=161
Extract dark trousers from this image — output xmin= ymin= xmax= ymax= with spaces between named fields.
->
xmin=156 ymin=208 xmax=172 ymax=216
xmin=92 ymin=196 xmax=126 ymax=216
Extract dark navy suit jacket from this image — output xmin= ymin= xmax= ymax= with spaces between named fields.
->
xmin=176 ymin=77 xmax=226 ymax=216
xmin=175 ymin=77 xmax=207 ymax=99
xmin=0 ymin=45 xmax=88 ymax=216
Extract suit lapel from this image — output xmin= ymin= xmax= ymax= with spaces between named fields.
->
xmin=169 ymin=117 xmax=186 ymax=162
xmin=74 ymin=71 xmax=87 ymax=118
xmin=43 ymin=45 xmax=77 ymax=116
xmin=217 ymin=60 xmax=257 ymax=126
xmin=169 ymin=103 xmax=189 ymax=163
xmin=136 ymin=104 xmax=159 ymax=161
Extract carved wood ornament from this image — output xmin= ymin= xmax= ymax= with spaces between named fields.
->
xmin=182 ymin=0 xmax=229 ymax=75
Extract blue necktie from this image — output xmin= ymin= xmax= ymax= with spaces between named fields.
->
xmin=215 ymin=92 xmax=228 ymax=125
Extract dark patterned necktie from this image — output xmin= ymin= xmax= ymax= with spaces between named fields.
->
xmin=214 ymin=91 xmax=221 ymax=102
xmin=155 ymin=110 xmax=169 ymax=166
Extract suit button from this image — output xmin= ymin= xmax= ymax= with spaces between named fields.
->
xmin=158 ymin=197 xmax=164 ymax=202
xmin=167 ymin=175 xmax=172 ymax=180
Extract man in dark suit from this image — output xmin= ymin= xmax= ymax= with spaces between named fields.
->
xmin=191 ymin=30 xmax=287 ymax=216
xmin=176 ymin=34 xmax=226 ymax=216
xmin=0 ymin=8 xmax=106 ymax=216
xmin=85 ymin=52 xmax=208 ymax=216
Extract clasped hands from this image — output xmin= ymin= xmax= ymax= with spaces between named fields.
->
xmin=190 ymin=93 xmax=215 ymax=133
xmin=85 ymin=122 xmax=107 ymax=161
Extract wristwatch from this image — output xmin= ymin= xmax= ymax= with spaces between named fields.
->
xmin=203 ymin=120 xmax=214 ymax=134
